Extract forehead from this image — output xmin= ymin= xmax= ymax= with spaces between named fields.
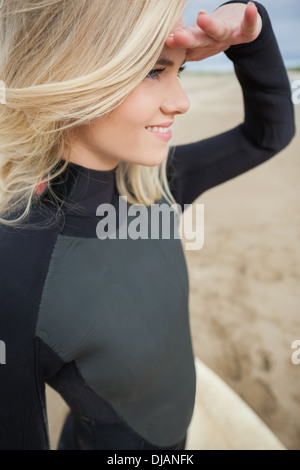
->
xmin=158 ymin=16 xmax=185 ymax=64
xmin=159 ymin=22 xmax=187 ymax=66
xmin=173 ymin=16 xmax=184 ymax=31
xmin=158 ymin=46 xmax=186 ymax=66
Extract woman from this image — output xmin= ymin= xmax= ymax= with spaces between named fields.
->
xmin=0 ymin=0 xmax=294 ymax=450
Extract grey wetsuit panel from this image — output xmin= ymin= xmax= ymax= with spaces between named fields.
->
xmin=37 ymin=233 xmax=196 ymax=446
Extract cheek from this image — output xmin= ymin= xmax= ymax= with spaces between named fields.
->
xmin=115 ymin=87 xmax=159 ymax=130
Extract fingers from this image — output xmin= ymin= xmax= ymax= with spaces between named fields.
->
xmin=166 ymin=25 xmax=215 ymax=49
xmin=196 ymin=11 xmax=229 ymax=41
xmin=166 ymin=28 xmax=197 ymax=49
xmin=241 ymin=2 xmax=261 ymax=37
xmin=165 ymin=2 xmax=262 ymax=53
xmin=165 ymin=34 xmax=176 ymax=49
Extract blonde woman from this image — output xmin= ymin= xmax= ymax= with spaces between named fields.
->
xmin=0 ymin=0 xmax=294 ymax=450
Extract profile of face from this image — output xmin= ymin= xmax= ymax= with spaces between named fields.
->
xmin=66 ymin=19 xmax=190 ymax=171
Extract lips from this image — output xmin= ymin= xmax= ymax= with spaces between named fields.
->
xmin=145 ymin=122 xmax=173 ymax=142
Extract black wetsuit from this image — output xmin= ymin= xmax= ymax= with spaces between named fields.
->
xmin=0 ymin=3 xmax=295 ymax=450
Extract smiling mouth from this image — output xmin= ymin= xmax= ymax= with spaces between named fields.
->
xmin=145 ymin=125 xmax=173 ymax=142
xmin=146 ymin=126 xmax=171 ymax=134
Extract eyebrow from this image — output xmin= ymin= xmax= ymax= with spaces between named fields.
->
xmin=157 ymin=57 xmax=186 ymax=68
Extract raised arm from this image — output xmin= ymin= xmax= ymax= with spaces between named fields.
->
xmin=168 ymin=1 xmax=295 ymax=207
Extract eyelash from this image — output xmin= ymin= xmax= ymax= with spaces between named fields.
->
xmin=146 ymin=65 xmax=185 ymax=80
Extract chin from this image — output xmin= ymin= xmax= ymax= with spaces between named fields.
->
xmin=139 ymin=150 xmax=169 ymax=167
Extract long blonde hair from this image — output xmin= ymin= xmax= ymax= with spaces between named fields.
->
xmin=0 ymin=0 xmax=187 ymax=225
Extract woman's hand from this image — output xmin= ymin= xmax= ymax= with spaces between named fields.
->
xmin=166 ymin=2 xmax=262 ymax=61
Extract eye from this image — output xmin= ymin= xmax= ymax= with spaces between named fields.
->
xmin=146 ymin=67 xmax=165 ymax=80
xmin=178 ymin=65 xmax=186 ymax=78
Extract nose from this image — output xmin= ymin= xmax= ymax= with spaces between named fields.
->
xmin=160 ymin=79 xmax=190 ymax=116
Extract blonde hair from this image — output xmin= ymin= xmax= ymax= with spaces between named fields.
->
xmin=0 ymin=0 xmax=187 ymax=225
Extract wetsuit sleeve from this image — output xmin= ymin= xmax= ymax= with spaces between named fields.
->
xmin=0 ymin=220 xmax=59 ymax=449
xmin=169 ymin=1 xmax=295 ymax=208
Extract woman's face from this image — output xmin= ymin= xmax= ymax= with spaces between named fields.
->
xmin=67 ymin=41 xmax=190 ymax=170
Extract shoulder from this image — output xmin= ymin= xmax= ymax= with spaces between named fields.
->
xmin=0 ymin=205 xmax=60 ymax=265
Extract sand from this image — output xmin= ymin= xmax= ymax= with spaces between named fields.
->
xmin=46 ymin=72 xmax=300 ymax=450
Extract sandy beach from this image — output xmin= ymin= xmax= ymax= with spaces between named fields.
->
xmin=46 ymin=72 xmax=300 ymax=450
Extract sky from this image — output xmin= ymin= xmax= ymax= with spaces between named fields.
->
xmin=183 ymin=0 xmax=300 ymax=72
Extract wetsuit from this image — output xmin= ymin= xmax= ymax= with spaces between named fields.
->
xmin=0 ymin=3 xmax=295 ymax=450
